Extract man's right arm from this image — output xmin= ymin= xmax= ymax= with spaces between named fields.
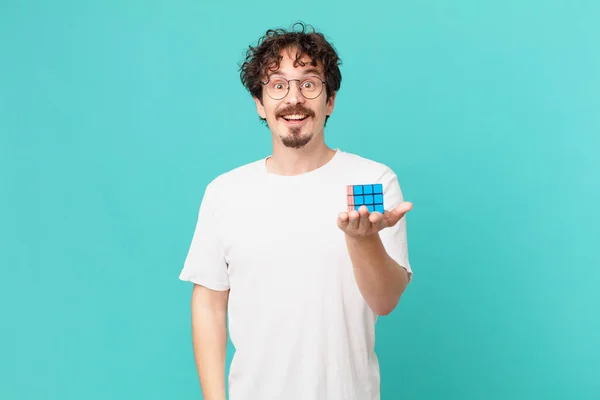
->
xmin=191 ymin=283 xmax=229 ymax=400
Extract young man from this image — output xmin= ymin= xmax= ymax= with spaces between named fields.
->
xmin=179 ymin=23 xmax=413 ymax=400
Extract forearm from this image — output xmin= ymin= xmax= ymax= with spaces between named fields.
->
xmin=345 ymin=233 xmax=409 ymax=315
xmin=191 ymin=286 xmax=228 ymax=400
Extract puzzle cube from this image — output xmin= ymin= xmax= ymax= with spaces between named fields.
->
xmin=346 ymin=184 xmax=384 ymax=213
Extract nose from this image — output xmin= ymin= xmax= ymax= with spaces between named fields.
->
xmin=285 ymin=81 xmax=304 ymax=105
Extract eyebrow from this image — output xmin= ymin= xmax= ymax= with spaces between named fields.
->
xmin=301 ymin=68 xmax=322 ymax=76
xmin=268 ymin=68 xmax=323 ymax=79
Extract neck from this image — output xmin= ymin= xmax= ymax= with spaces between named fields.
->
xmin=266 ymin=136 xmax=336 ymax=176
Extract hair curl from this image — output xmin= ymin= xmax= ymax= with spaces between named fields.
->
xmin=239 ymin=22 xmax=342 ymax=107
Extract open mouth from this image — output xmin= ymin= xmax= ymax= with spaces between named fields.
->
xmin=280 ymin=114 xmax=309 ymax=123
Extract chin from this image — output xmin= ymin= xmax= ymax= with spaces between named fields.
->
xmin=280 ymin=130 xmax=313 ymax=149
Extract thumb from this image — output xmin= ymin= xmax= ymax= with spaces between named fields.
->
xmin=385 ymin=202 xmax=412 ymax=226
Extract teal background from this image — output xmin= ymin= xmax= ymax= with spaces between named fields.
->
xmin=1 ymin=0 xmax=599 ymax=399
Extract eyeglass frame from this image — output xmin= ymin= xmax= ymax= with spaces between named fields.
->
xmin=260 ymin=75 xmax=327 ymax=100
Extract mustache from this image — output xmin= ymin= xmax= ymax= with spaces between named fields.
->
xmin=276 ymin=105 xmax=315 ymax=118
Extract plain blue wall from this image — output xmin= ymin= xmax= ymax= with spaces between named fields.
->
xmin=1 ymin=1 xmax=599 ymax=399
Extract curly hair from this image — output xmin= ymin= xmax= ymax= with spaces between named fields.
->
xmin=239 ymin=22 xmax=342 ymax=106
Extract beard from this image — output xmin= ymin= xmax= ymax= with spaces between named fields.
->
xmin=281 ymin=126 xmax=313 ymax=148
xmin=275 ymin=104 xmax=316 ymax=149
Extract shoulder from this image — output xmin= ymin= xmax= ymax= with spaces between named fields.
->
xmin=204 ymin=157 xmax=266 ymax=197
xmin=337 ymin=150 xmax=408 ymax=205
xmin=336 ymin=150 xmax=398 ymax=179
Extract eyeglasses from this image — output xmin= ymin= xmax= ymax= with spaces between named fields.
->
xmin=260 ymin=76 xmax=326 ymax=100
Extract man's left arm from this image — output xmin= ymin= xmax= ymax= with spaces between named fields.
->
xmin=337 ymin=171 xmax=412 ymax=316
xmin=344 ymin=231 xmax=410 ymax=316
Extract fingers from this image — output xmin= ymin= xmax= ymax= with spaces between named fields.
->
xmin=348 ymin=208 xmax=361 ymax=230
xmin=337 ymin=207 xmax=363 ymax=232
xmin=368 ymin=210 xmax=383 ymax=225
xmin=357 ymin=206 xmax=370 ymax=230
xmin=337 ymin=211 xmax=349 ymax=229
xmin=339 ymin=202 xmax=413 ymax=235
xmin=339 ymin=206 xmax=383 ymax=236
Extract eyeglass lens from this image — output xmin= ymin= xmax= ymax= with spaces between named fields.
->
xmin=265 ymin=77 xmax=323 ymax=100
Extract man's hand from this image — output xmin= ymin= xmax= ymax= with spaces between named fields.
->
xmin=337 ymin=202 xmax=413 ymax=238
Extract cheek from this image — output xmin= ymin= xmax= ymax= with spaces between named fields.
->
xmin=265 ymin=103 xmax=280 ymax=119
xmin=317 ymin=103 xmax=329 ymax=119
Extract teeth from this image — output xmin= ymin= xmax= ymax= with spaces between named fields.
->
xmin=283 ymin=114 xmax=307 ymax=120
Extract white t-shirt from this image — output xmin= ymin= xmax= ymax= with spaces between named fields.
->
xmin=179 ymin=149 xmax=412 ymax=400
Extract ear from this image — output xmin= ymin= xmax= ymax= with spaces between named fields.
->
xmin=326 ymin=91 xmax=337 ymax=116
xmin=254 ymin=96 xmax=266 ymax=119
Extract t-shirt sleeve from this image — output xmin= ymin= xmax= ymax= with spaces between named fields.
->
xmin=379 ymin=168 xmax=413 ymax=282
xmin=178 ymin=182 xmax=230 ymax=291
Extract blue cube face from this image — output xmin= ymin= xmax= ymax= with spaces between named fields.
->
xmin=347 ymin=183 xmax=385 ymax=213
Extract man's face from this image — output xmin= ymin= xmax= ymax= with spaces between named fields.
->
xmin=254 ymin=49 xmax=336 ymax=149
